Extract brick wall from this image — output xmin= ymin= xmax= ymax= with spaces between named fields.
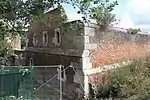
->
xmin=85 ymin=25 xmax=150 ymax=68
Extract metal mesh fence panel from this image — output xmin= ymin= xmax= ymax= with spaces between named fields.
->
xmin=0 ymin=66 xmax=79 ymax=100
xmin=18 ymin=67 xmax=61 ymax=100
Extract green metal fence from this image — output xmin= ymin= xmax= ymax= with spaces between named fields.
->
xmin=0 ymin=65 xmax=33 ymax=100
xmin=0 ymin=72 xmax=21 ymax=97
xmin=0 ymin=58 xmax=83 ymax=100
xmin=0 ymin=66 xmax=69 ymax=100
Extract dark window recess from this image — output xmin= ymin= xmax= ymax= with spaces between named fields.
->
xmin=56 ymin=31 xmax=60 ymax=43
xmin=66 ymin=67 xmax=75 ymax=75
xmin=89 ymin=83 xmax=94 ymax=98
xmin=44 ymin=33 xmax=47 ymax=43
xmin=66 ymin=67 xmax=75 ymax=83
xmin=61 ymin=67 xmax=64 ymax=78
xmin=66 ymin=75 xmax=74 ymax=83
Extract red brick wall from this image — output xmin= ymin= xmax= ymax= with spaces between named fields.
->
xmin=91 ymin=42 xmax=150 ymax=67
xmin=89 ymin=27 xmax=150 ymax=68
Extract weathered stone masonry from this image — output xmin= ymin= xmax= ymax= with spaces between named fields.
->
xmin=25 ymin=8 xmax=150 ymax=99
xmin=83 ymin=24 xmax=150 ymax=97
xmin=26 ymin=13 xmax=86 ymax=99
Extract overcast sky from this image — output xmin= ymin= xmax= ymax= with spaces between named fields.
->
xmin=62 ymin=0 xmax=150 ymax=33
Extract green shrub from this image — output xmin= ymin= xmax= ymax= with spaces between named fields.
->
xmin=90 ymin=57 xmax=150 ymax=100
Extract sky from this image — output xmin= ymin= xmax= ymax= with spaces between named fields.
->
xmin=62 ymin=0 xmax=150 ymax=32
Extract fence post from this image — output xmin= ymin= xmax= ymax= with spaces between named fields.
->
xmin=59 ymin=65 xmax=62 ymax=100
xmin=30 ymin=58 xmax=34 ymax=100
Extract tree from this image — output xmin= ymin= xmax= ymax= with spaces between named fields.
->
xmin=89 ymin=0 xmax=118 ymax=29
xmin=0 ymin=0 xmax=118 ymax=60
xmin=0 ymin=0 xmax=118 ymax=28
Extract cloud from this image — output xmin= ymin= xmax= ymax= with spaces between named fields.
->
xmin=114 ymin=0 xmax=150 ymax=32
xmin=128 ymin=0 xmax=150 ymax=15
xmin=135 ymin=20 xmax=150 ymax=26
xmin=118 ymin=12 xmax=134 ymax=28
xmin=63 ymin=0 xmax=150 ymax=32
xmin=124 ymin=0 xmax=150 ymax=32
xmin=66 ymin=13 xmax=83 ymax=21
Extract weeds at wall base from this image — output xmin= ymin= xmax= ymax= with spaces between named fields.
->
xmin=88 ymin=56 xmax=150 ymax=100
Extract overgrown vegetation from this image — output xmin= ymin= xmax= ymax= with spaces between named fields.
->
xmin=89 ymin=0 xmax=118 ymax=29
xmin=89 ymin=57 xmax=150 ymax=100
xmin=127 ymin=28 xmax=141 ymax=35
xmin=0 ymin=0 xmax=118 ymax=61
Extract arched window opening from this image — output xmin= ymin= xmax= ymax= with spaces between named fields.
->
xmin=42 ymin=31 xmax=48 ymax=46
xmin=33 ymin=34 xmax=38 ymax=46
xmin=54 ymin=28 xmax=61 ymax=46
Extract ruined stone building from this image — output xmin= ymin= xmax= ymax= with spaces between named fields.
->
xmin=25 ymin=7 xmax=150 ymax=99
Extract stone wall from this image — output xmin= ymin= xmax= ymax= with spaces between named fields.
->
xmin=27 ymin=19 xmax=86 ymax=57
xmin=26 ymin=9 xmax=86 ymax=99
xmin=25 ymin=51 xmax=84 ymax=99
xmin=82 ymin=24 xmax=150 ymax=97
xmin=25 ymin=52 xmax=82 ymax=66
xmin=27 ymin=9 xmax=150 ymax=97
xmin=27 ymin=8 xmax=86 ymax=57
xmin=85 ymin=25 xmax=150 ymax=68
xmin=27 ymin=8 xmax=67 ymax=48
xmin=60 ymin=20 xmax=84 ymax=50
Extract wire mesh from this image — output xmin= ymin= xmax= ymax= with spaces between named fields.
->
xmin=0 ymin=63 xmax=84 ymax=100
xmin=18 ymin=67 xmax=62 ymax=100
xmin=0 ymin=66 xmax=74 ymax=100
